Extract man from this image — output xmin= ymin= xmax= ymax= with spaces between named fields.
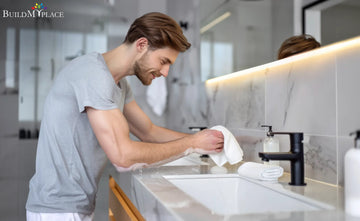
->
xmin=26 ymin=12 xmax=224 ymax=220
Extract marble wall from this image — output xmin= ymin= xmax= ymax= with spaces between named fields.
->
xmin=167 ymin=38 xmax=360 ymax=186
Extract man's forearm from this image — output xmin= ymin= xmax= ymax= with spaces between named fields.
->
xmin=142 ymin=124 xmax=190 ymax=143
xmin=113 ymin=129 xmax=223 ymax=171
xmin=114 ymin=135 xmax=193 ymax=169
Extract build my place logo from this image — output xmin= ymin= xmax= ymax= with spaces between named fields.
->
xmin=2 ymin=2 xmax=64 ymax=18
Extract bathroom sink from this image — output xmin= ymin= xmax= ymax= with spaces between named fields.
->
xmin=164 ymin=174 xmax=334 ymax=215
xmin=162 ymin=154 xmax=208 ymax=166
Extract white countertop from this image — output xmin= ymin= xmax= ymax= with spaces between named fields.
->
xmin=110 ymin=158 xmax=359 ymax=221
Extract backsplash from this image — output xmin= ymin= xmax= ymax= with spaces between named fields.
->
xmin=167 ymin=37 xmax=360 ymax=186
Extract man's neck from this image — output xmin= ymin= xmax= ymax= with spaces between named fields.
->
xmin=102 ymin=44 xmax=135 ymax=84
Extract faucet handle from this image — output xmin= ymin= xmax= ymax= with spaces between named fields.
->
xmin=261 ymin=125 xmax=274 ymax=137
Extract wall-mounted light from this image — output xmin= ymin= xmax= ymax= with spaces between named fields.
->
xmin=206 ymin=35 xmax=360 ymax=85
xmin=200 ymin=11 xmax=231 ymax=34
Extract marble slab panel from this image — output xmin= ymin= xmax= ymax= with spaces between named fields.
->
xmin=205 ymin=71 xmax=265 ymax=129
xmin=265 ymin=54 xmax=337 ymax=136
xmin=336 ymin=46 xmax=360 ymax=136
xmin=302 ymin=135 xmax=337 ymax=184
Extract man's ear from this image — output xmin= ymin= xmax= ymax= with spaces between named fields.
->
xmin=135 ymin=37 xmax=149 ymax=52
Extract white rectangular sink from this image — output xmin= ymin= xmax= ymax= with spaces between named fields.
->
xmin=164 ymin=174 xmax=334 ymax=215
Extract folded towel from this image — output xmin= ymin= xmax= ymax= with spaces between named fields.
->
xmin=237 ymin=162 xmax=284 ymax=181
xmin=209 ymin=125 xmax=243 ymax=167
xmin=146 ymin=76 xmax=167 ymax=116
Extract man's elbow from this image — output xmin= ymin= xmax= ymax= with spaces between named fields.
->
xmin=108 ymin=141 xmax=148 ymax=172
xmin=112 ymin=161 xmax=148 ymax=172
xmin=111 ymin=153 xmax=133 ymax=169
xmin=111 ymin=150 xmax=146 ymax=172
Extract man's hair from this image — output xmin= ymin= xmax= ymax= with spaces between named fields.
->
xmin=277 ymin=34 xmax=321 ymax=59
xmin=124 ymin=12 xmax=191 ymax=52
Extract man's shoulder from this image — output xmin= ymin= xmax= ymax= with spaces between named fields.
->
xmin=62 ymin=52 xmax=108 ymax=77
xmin=71 ymin=52 xmax=103 ymax=66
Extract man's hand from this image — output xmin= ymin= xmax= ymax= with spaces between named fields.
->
xmin=189 ymin=129 xmax=224 ymax=154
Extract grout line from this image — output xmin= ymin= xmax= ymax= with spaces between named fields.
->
xmin=335 ymin=54 xmax=339 ymax=186
xmin=264 ymin=70 xmax=267 ymax=126
xmin=305 ymin=176 xmax=339 ymax=188
xmin=283 ymin=171 xmax=339 ymax=188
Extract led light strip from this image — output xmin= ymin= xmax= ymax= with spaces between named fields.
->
xmin=200 ymin=12 xmax=231 ymax=34
xmin=206 ymin=35 xmax=360 ymax=85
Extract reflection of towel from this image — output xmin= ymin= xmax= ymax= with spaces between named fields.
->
xmin=209 ymin=125 xmax=243 ymax=167
xmin=146 ymin=77 xmax=167 ymax=116
xmin=237 ymin=162 xmax=284 ymax=181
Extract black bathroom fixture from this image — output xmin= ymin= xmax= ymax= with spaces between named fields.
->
xmin=258 ymin=132 xmax=306 ymax=186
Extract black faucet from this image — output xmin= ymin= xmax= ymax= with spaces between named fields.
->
xmin=258 ymin=132 xmax=306 ymax=186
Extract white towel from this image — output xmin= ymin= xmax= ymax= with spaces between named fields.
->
xmin=237 ymin=162 xmax=284 ymax=181
xmin=146 ymin=76 xmax=167 ymax=116
xmin=209 ymin=125 xmax=243 ymax=167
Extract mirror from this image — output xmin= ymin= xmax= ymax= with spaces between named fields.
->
xmin=200 ymin=0 xmax=360 ymax=81
xmin=199 ymin=0 xmax=294 ymax=81
xmin=304 ymin=0 xmax=360 ymax=46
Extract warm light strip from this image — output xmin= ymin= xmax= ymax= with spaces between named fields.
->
xmin=200 ymin=12 xmax=231 ymax=34
xmin=206 ymin=35 xmax=360 ymax=85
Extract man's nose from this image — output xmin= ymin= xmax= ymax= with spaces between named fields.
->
xmin=160 ymin=65 xmax=170 ymax=77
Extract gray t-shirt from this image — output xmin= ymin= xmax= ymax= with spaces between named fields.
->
xmin=26 ymin=52 xmax=134 ymax=214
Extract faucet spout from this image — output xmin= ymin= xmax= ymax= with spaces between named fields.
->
xmin=259 ymin=152 xmax=300 ymax=161
xmin=258 ymin=132 xmax=306 ymax=186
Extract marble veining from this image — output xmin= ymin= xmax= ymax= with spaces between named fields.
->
xmin=206 ymin=72 xmax=265 ymax=129
xmin=303 ymin=136 xmax=337 ymax=184
xmin=282 ymin=66 xmax=295 ymax=126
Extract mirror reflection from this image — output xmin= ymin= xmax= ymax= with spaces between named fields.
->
xmin=199 ymin=0 xmax=293 ymax=81
xmin=200 ymin=0 xmax=360 ymax=81
xmin=305 ymin=0 xmax=360 ymax=46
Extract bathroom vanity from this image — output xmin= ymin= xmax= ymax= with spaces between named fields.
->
xmin=108 ymin=155 xmax=353 ymax=221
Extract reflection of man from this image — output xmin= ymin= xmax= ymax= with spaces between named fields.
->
xmin=25 ymin=12 xmax=224 ymax=221
xmin=277 ymin=34 xmax=320 ymax=59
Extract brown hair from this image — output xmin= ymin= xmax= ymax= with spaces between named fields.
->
xmin=124 ymin=12 xmax=191 ymax=52
xmin=277 ymin=34 xmax=321 ymax=59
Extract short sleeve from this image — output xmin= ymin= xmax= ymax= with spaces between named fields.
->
xmin=72 ymin=69 xmax=118 ymax=113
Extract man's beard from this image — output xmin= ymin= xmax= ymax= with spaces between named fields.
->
xmin=133 ymin=52 xmax=153 ymax=86
xmin=133 ymin=60 xmax=152 ymax=86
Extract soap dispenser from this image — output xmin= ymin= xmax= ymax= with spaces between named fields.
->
xmin=344 ymin=130 xmax=360 ymax=217
xmin=261 ymin=125 xmax=280 ymax=166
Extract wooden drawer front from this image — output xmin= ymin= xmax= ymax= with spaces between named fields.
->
xmin=109 ymin=176 xmax=145 ymax=221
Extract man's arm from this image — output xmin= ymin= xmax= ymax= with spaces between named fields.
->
xmin=123 ymin=100 xmax=187 ymax=143
xmin=86 ymin=106 xmax=223 ymax=170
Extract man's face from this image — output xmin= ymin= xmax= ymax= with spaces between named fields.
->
xmin=133 ymin=47 xmax=179 ymax=85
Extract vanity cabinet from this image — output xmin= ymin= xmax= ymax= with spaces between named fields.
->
xmin=109 ymin=176 xmax=145 ymax=221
